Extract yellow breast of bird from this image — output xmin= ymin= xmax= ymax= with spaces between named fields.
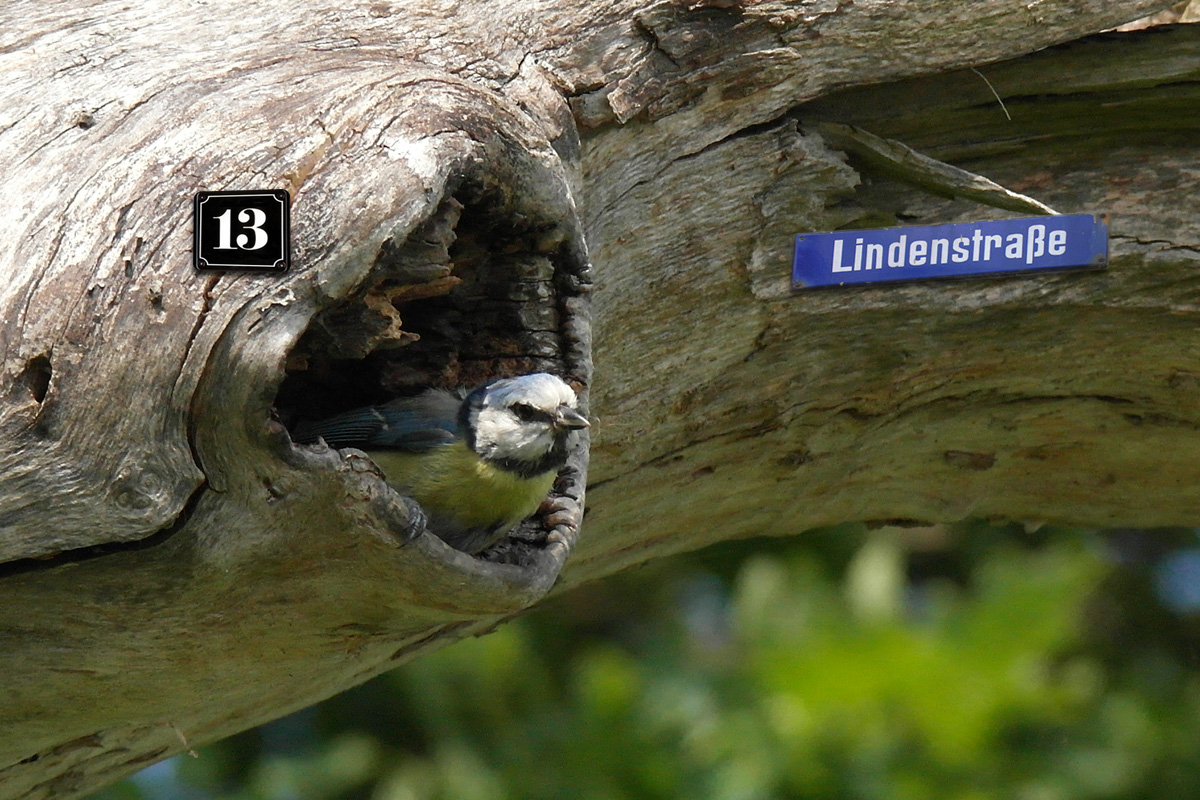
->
xmin=369 ymin=445 xmax=556 ymax=531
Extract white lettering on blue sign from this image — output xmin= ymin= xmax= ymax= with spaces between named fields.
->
xmin=793 ymin=214 xmax=1108 ymax=289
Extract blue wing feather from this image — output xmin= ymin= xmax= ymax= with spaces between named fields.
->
xmin=293 ymin=389 xmax=462 ymax=452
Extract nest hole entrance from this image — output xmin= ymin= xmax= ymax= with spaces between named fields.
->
xmin=275 ymin=185 xmax=579 ymax=430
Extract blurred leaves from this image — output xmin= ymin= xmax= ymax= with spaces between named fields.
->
xmin=90 ymin=523 xmax=1200 ymax=800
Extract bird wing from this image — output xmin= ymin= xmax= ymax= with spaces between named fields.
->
xmin=293 ymin=389 xmax=462 ymax=452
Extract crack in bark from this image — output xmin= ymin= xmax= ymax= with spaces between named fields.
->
xmin=592 ymin=389 xmax=1186 ymax=491
xmin=592 ymin=111 xmax=798 ymax=220
xmin=1112 ymin=234 xmax=1200 ymax=255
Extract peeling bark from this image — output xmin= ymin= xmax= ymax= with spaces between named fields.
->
xmin=0 ymin=1 xmax=1190 ymax=797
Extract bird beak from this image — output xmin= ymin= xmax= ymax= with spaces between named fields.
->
xmin=554 ymin=405 xmax=590 ymax=430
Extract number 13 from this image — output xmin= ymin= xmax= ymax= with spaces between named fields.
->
xmin=213 ymin=208 xmax=269 ymax=250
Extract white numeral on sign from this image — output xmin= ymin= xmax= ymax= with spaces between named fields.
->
xmin=213 ymin=208 xmax=269 ymax=250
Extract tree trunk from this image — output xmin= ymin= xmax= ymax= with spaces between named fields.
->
xmin=0 ymin=1 xmax=1191 ymax=797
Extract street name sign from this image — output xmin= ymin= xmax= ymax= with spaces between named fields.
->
xmin=793 ymin=214 xmax=1108 ymax=289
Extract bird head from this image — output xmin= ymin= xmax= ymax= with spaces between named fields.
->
xmin=463 ymin=373 xmax=589 ymax=475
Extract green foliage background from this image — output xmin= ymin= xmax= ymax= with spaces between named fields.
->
xmin=90 ymin=523 xmax=1200 ymax=800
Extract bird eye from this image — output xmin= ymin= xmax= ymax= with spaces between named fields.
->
xmin=512 ymin=402 xmax=539 ymax=421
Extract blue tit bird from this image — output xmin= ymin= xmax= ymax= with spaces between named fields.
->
xmin=293 ymin=373 xmax=589 ymax=554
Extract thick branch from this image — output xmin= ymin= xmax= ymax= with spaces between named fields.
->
xmin=575 ymin=22 xmax=1200 ymax=584
xmin=0 ymin=2 xmax=1184 ymax=797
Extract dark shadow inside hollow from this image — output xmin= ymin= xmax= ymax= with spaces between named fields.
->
xmin=276 ymin=180 xmax=582 ymax=419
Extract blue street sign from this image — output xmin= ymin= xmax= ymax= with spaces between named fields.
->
xmin=793 ymin=214 xmax=1108 ymax=289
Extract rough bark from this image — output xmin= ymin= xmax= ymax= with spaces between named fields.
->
xmin=0 ymin=1 xmax=1190 ymax=797
xmin=575 ymin=19 xmax=1200 ymax=583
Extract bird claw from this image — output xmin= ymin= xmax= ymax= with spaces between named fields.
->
xmin=397 ymin=495 xmax=428 ymax=544
xmin=539 ymin=494 xmax=580 ymax=530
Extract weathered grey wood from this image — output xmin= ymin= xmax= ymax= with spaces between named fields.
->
xmin=575 ymin=21 xmax=1200 ymax=583
xmin=0 ymin=1 xmax=1186 ymax=797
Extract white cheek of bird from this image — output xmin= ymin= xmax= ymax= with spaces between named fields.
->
xmin=474 ymin=411 xmax=557 ymax=461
